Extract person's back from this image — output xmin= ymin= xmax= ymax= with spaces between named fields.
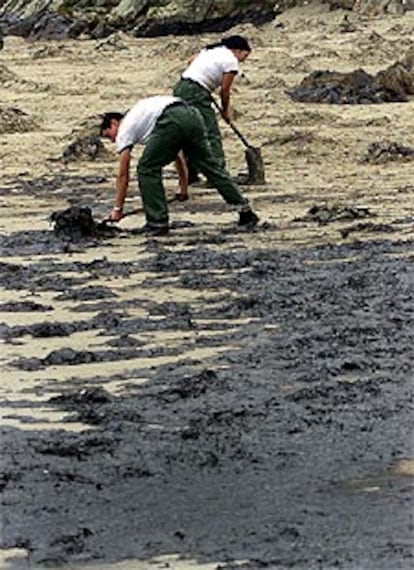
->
xmin=182 ymin=45 xmax=239 ymax=93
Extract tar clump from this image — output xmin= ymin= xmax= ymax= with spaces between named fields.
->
xmin=51 ymin=206 xmax=98 ymax=240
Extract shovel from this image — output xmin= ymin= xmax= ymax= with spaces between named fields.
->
xmin=211 ymin=96 xmax=266 ymax=185
xmin=96 ymin=207 xmax=141 ymax=230
xmin=96 ymin=196 xmax=179 ymax=230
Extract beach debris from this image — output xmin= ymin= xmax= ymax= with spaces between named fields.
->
xmin=0 ymin=105 xmax=38 ymax=134
xmin=362 ymin=141 xmax=414 ymax=164
xmin=294 ymin=204 xmax=373 ymax=225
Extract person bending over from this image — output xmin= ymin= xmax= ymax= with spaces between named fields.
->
xmin=100 ymin=95 xmax=259 ymax=235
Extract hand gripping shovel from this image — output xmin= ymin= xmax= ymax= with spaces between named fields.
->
xmin=96 ymin=195 xmax=179 ymax=230
xmin=211 ymin=96 xmax=266 ymax=185
xmin=97 ymin=207 xmax=142 ymax=230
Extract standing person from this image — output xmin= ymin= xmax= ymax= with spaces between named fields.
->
xmin=99 ymin=95 xmax=259 ymax=235
xmin=173 ymin=35 xmax=251 ymax=184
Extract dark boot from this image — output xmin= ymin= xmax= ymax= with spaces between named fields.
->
xmin=139 ymin=223 xmax=169 ymax=236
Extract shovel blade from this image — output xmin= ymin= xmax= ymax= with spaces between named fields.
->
xmin=243 ymin=146 xmax=266 ymax=185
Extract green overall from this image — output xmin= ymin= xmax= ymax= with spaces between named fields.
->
xmin=173 ymin=78 xmax=226 ymax=170
xmin=138 ymin=103 xmax=248 ymax=226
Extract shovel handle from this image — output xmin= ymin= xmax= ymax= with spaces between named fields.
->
xmin=121 ymin=207 xmax=142 ymax=219
xmin=210 ymin=96 xmax=253 ymax=150
xmin=100 ymin=196 xmax=177 ymax=225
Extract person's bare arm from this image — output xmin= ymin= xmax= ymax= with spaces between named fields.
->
xmin=175 ymin=151 xmax=189 ymax=201
xmin=110 ymin=148 xmax=131 ymax=221
xmin=187 ymin=52 xmax=198 ymax=65
xmin=220 ymin=72 xmax=236 ymax=122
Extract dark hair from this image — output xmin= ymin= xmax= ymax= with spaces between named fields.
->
xmin=100 ymin=112 xmax=124 ymax=134
xmin=206 ymin=35 xmax=251 ymax=52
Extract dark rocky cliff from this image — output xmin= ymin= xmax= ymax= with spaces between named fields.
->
xmin=0 ymin=0 xmax=282 ymax=39
xmin=0 ymin=0 xmax=411 ymax=40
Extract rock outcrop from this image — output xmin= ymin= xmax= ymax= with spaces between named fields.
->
xmin=1 ymin=0 xmax=412 ymax=41
xmin=0 ymin=0 xmax=279 ymax=40
xmin=287 ymin=47 xmax=414 ymax=104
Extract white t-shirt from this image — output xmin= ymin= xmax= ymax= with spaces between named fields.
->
xmin=182 ymin=46 xmax=239 ymax=92
xmin=116 ymin=95 xmax=182 ymax=152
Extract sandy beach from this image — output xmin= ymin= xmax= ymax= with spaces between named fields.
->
xmin=1 ymin=3 xmax=413 ymax=569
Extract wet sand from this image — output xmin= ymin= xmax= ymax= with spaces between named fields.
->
xmin=0 ymin=3 xmax=413 ymax=569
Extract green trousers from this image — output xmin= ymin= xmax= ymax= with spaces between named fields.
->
xmin=138 ymin=104 xmax=248 ymax=225
xmin=173 ymin=78 xmax=226 ymax=170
